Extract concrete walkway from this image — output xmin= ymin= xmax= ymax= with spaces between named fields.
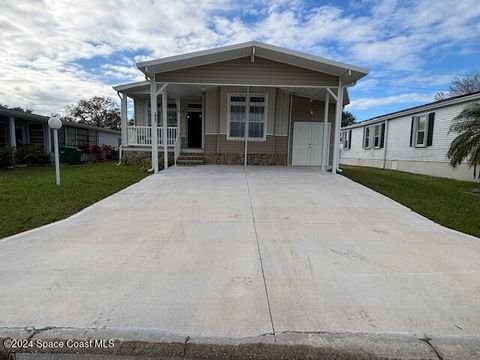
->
xmin=1 ymin=166 xmax=480 ymax=358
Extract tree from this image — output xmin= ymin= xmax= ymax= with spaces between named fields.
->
xmin=342 ymin=111 xmax=356 ymax=127
xmin=435 ymin=72 xmax=480 ymax=100
xmin=63 ymin=96 xmax=120 ymax=130
xmin=447 ymin=103 xmax=480 ymax=179
xmin=0 ymin=104 xmax=33 ymax=113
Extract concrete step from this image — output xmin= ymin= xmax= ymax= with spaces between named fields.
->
xmin=176 ymin=158 xmax=204 ymax=166
xmin=178 ymin=155 xmax=204 ymax=160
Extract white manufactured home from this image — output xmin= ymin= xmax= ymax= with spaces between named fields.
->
xmin=340 ymin=92 xmax=480 ymax=181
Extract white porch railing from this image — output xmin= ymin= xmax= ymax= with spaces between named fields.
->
xmin=127 ymin=126 xmax=178 ymax=147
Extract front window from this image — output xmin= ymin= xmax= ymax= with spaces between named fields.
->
xmin=228 ymin=93 xmax=267 ymax=140
xmin=167 ymin=103 xmax=178 ymax=126
xmin=414 ymin=115 xmax=427 ymax=147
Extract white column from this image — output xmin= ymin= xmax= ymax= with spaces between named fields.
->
xmin=244 ymin=86 xmax=250 ymax=166
xmin=176 ymin=98 xmax=181 ymax=146
xmin=332 ymin=81 xmax=344 ymax=174
xmin=162 ymin=88 xmax=168 ymax=170
xmin=321 ymin=91 xmax=330 ymax=171
xmin=9 ymin=116 xmax=16 ymax=148
xmin=120 ymin=94 xmax=128 ymax=146
xmin=150 ymin=82 xmax=159 ymax=174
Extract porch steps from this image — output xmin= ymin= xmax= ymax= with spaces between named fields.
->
xmin=176 ymin=153 xmax=205 ymax=166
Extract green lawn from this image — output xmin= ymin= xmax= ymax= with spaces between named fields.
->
xmin=0 ymin=163 xmax=148 ymax=239
xmin=340 ymin=165 xmax=480 ymax=238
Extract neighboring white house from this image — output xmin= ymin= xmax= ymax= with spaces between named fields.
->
xmin=340 ymin=91 xmax=480 ymax=181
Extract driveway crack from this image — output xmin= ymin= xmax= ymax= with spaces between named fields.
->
xmin=419 ymin=335 xmax=443 ymax=360
xmin=243 ymin=167 xmax=276 ymax=341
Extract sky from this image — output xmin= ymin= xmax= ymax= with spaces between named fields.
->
xmin=1 ymin=0 xmax=480 ymax=122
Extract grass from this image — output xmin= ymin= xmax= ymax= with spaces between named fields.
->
xmin=0 ymin=162 xmax=148 ymax=239
xmin=340 ymin=165 xmax=480 ymax=238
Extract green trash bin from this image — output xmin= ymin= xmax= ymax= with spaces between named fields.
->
xmin=59 ymin=147 xmax=81 ymax=164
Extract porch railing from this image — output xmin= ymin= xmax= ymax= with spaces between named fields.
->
xmin=127 ymin=126 xmax=178 ymax=147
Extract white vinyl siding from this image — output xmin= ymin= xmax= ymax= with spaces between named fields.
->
xmin=227 ymin=93 xmax=267 ymax=141
xmin=340 ymin=99 xmax=480 ymax=181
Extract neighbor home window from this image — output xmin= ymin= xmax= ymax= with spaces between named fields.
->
xmin=228 ymin=93 xmax=267 ymax=140
xmin=363 ymin=126 xmax=371 ymax=149
xmin=373 ymin=124 xmax=381 ymax=148
xmin=343 ymin=130 xmax=351 ymax=150
xmin=413 ymin=115 xmax=427 ymax=147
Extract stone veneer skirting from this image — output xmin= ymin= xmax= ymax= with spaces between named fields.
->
xmin=204 ymin=153 xmax=287 ymax=166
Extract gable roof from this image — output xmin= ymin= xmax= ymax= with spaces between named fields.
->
xmin=342 ymin=91 xmax=480 ymax=130
xmin=137 ymin=41 xmax=368 ymax=83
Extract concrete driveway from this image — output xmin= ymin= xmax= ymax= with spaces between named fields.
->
xmin=1 ymin=165 xmax=480 ymax=357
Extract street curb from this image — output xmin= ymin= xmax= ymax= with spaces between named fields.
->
xmin=2 ymin=328 xmax=479 ymax=359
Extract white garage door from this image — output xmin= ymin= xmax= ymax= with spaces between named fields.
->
xmin=292 ymin=122 xmax=330 ymax=166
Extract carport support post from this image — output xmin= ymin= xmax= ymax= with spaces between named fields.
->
xmin=332 ymin=81 xmax=344 ymax=174
xmin=321 ymin=91 xmax=330 ymax=171
xmin=120 ymin=93 xmax=128 ymax=147
xmin=150 ymin=82 xmax=159 ymax=174
xmin=162 ymin=88 xmax=168 ymax=170
xmin=244 ymin=86 xmax=250 ymax=166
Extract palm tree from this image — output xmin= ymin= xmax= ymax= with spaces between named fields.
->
xmin=447 ymin=103 xmax=480 ymax=179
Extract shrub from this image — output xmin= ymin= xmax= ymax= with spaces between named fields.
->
xmin=15 ymin=145 xmax=50 ymax=165
xmin=0 ymin=146 xmax=16 ymax=168
xmin=102 ymin=145 xmax=118 ymax=160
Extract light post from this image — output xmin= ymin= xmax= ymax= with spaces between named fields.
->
xmin=48 ymin=117 xmax=62 ymax=186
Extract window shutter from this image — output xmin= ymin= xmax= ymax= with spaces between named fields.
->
xmin=348 ymin=129 xmax=352 ymax=149
xmin=427 ymin=112 xmax=435 ymax=146
xmin=409 ymin=117 xmax=415 ymax=147
xmin=380 ymin=123 xmax=385 ymax=148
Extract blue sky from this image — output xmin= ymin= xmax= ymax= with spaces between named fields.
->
xmin=1 ymin=0 xmax=480 ymax=121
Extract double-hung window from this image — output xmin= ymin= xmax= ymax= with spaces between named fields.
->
xmin=363 ymin=126 xmax=371 ymax=149
xmin=413 ymin=115 xmax=427 ymax=147
xmin=228 ymin=93 xmax=267 ymax=140
xmin=373 ymin=124 xmax=381 ymax=148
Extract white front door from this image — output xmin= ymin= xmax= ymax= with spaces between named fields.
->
xmin=292 ymin=122 xmax=330 ymax=166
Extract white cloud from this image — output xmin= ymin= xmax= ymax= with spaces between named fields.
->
xmin=0 ymin=0 xmax=479 ymax=114
xmin=347 ymin=92 xmax=434 ymax=111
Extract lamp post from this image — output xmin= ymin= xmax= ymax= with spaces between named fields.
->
xmin=48 ymin=117 xmax=62 ymax=186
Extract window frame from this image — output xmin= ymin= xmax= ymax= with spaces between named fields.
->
xmin=343 ymin=130 xmax=350 ymax=150
xmin=413 ymin=114 xmax=428 ymax=147
xmin=363 ymin=126 xmax=371 ymax=149
xmin=373 ymin=124 xmax=381 ymax=149
xmin=227 ymin=93 xmax=268 ymax=141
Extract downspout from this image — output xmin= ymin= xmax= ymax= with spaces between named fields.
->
xmin=286 ymin=93 xmax=293 ymax=166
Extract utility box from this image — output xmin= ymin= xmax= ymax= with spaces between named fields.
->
xmin=59 ymin=147 xmax=81 ymax=164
